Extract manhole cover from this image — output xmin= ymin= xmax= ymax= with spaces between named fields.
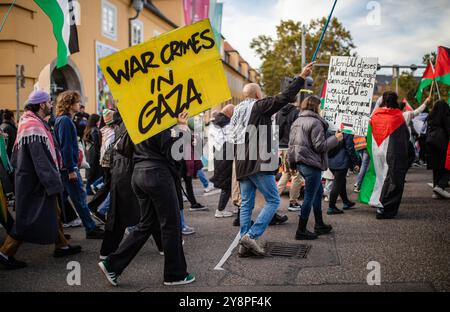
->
xmin=264 ymin=242 xmax=311 ymax=258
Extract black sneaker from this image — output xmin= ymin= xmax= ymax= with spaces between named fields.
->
xmin=164 ymin=273 xmax=196 ymax=286
xmin=376 ymin=213 xmax=395 ymax=220
xmin=327 ymin=207 xmax=344 ymax=215
xmin=0 ymin=254 xmax=27 ymax=270
xmin=295 ymin=230 xmax=318 ymax=240
xmin=53 ymin=245 xmax=82 ymax=258
xmin=343 ymin=202 xmax=356 ymax=210
xmin=189 ymin=203 xmax=208 ymax=211
xmin=233 ymin=217 xmax=240 ymax=226
xmin=269 ymin=213 xmax=288 ymax=225
xmin=314 ymin=224 xmax=333 ymax=235
xmin=86 ymin=227 xmax=105 ymax=239
xmin=98 ymin=259 xmax=118 ymax=286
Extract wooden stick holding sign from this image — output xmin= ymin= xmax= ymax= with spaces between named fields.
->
xmin=311 ymin=0 xmax=338 ymax=62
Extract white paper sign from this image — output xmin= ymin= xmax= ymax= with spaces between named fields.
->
xmin=323 ymin=56 xmax=378 ymax=136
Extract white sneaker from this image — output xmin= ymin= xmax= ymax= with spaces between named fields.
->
xmin=433 ymin=187 xmax=450 ymax=199
xmin=427 ymin=183 xmax=434 ymax=189
xmin=432 ymin=194 xmax=442 ymax=199
xmin=215 ymin=210 xmax=233 ymax=218
xmin=183 ymin=195 xmax=189 ymax=202
xmin=323 ymin=195 xmax=329 ymax=202
xmin=204 ymin=184 xmax=216 ymax=193
xmin=63 ymin=218 xmax=83 ymax=228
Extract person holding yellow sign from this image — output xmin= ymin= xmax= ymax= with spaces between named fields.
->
xmin=98 ymin=112 xmax=195 ymax=287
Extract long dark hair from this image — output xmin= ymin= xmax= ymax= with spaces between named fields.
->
xmin=380 ymin=91 xmax=399 ymax=109
xmin=428 ymin=100 xmax=449 ymax=127
xmin=83 ymin=114 xmax=101 ymax=142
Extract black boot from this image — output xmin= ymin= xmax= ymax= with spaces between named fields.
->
xmin=314 ymin=212 xmax=332 ymax=235
xmin=295 ymin=218 xmax=318 ymax=240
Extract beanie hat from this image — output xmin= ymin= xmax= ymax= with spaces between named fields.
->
xmin=102 ymin=109 xmax=115 ymax=126
xmin=27 ymin=90 xmax=50 ymax=105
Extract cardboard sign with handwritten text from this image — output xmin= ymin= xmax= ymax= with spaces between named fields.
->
xmin=323 ymin=56 xmax=378 ymax=136
xmin=99 ymin=19 xmax=231 ymax=144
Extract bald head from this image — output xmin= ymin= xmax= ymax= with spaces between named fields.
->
xmin=243 ymin=83 xmax=262 ymax=100
xmin=221 ymin=104 xmax=235 ymax=118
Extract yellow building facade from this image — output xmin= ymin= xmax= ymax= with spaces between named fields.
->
xmin=0 ymin=0 xmax=259 ymax=114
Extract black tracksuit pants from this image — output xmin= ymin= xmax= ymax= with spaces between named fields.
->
xmin=108 ymin=163 xmax=187 ymax=283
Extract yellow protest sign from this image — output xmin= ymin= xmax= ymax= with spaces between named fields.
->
xmin=99 ymin=19 xmax=231 ymax=144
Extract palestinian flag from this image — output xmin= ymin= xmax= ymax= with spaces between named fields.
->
xmin=34 ymin=0 xmax=79 ymax=68
xmin=415 ymin=62 xmax=434 ymax=103
xmin=320 ymin=80 xmax=327 ymax=110
xmin=435 ymin=46 xmax=450 ymax=86
xmin=358 ymin=108 xmax=410 ymax=217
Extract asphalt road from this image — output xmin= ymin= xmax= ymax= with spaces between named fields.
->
xmin=0 ymin=167 xmax=449 ymax=292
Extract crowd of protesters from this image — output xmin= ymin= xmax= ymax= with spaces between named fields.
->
xmin=0 ymin=61 xmax=449 ymax=287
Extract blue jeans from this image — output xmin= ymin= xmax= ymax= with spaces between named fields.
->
xmin=86 ymin=176 xmax=104 ymax=195
xmin=356 ymin=150 xmax=370 ymax=187
xmin=98 ymin=192 xmax=110 ymax=216
xmin=197 ymin=169 xmax=209 ymax=188
xmin=61 ymin=168 xmax=97 ymax=232
xmin=239 ymin=173 xmax=281 ymax=240
xmin=297 ymin=164 xmax=323 ymax=220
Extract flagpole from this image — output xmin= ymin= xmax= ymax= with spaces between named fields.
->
xmin=429 ymin=79 xmax=435 ymax=102
xmin=311 ymin=0 xmax=338 ymax=62
xmin=429 ymin=57 xmax=441 ymax=100
xmin=0 ymin=0 xmax=17 ymax=33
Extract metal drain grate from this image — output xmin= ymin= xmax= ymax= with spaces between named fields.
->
xmin=264 ymin=242 xmax=311 ymax=259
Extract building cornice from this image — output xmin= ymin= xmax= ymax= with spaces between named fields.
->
xmin=144 ymin=1 xmax=178 ymax=29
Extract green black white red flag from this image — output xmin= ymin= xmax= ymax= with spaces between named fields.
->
xmin=34 ymin=0 xmax=79 ymax=68
xmin=434 ymin=46 xmax=450 ymax=86
xmin=415 ymin=62 xmax=434 ymax=103
xmin=358 ymin=108 xmax=410 ymax=217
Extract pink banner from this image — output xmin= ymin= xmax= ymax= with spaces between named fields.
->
xmin=183 ymin=0 xmax=210 ymax=24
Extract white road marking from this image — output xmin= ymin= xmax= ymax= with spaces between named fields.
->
xmin=214 ymin=232 xmax=241 ymax=271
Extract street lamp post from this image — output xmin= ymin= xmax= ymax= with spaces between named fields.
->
xmin=301 ymin=25 xmax=307 ymax=69
xmin=128 ymin=0 xmax=144 ymax=47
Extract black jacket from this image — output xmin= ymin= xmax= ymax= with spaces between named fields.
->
xmin=426 ymin=104 xmax=450 ymax=170
xmin=276 ymin=104 xmax=299 ymax=149
xmin=210 ymin=113 xmax=233 ymax=190
xmin=133 ymin=128 xmax=184 ymax=208
xmin=84 ymin=127 xmax=102 ymax=183
xmin=235 ymin=76 xmax=305 ymax=180
xmin=0 ymin=120 xmax=17 ymax=159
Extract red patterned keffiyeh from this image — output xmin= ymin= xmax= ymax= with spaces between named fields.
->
xmin=15 ymin=111 xmax=60 ymax=169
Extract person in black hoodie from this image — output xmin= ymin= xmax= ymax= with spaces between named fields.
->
xmin=327 ymin=133 xmax=360 ymax=215
xmin=276 ymin=97 xmax=303 ymax=211
xmin=210 ymin=104 xmax=235 ymax=218
xmin=426 ymin=100 xmax=450 ymax=199
xmin=83 ymin=114 xmax=102 ymax=195
xmin=98 ymin=112 xmax=195 ymax=287
xmin=99 ymin=114 xmax=157 ymax=259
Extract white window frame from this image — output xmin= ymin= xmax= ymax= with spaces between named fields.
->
xmin=131 ymin=19 xmax=144 ymax=46
xmin=101 ymin=0 xmax=118 ymax=41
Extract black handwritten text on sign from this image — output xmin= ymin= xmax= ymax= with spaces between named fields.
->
xmin=99 ymin=19 xmax=231 ymax=144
